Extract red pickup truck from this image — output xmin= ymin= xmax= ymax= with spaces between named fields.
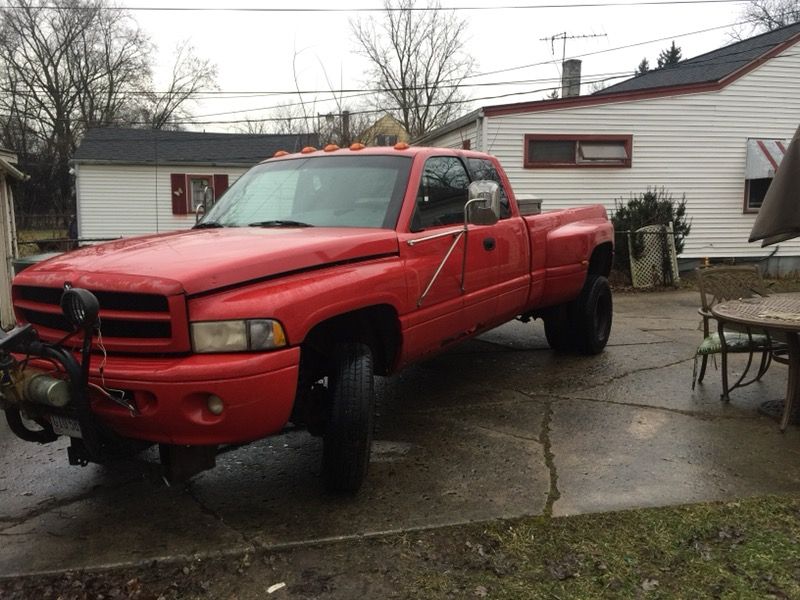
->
xmin=3 ymin=145 xmax=613 ymax=492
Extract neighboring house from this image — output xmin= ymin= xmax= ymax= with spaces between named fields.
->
xmin=358 ymin=114 xmax=409 ymax=147
xmin=73 ymin=128 xmax=318 ymax=239
xmin=416 ymin=23 xmax=800 ymax=268
xmin=0 ymin=148 xmax=26 ymax=329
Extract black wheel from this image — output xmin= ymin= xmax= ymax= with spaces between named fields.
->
xmin=543 ymin=304 xmax=576 ymax=352
xmin=574 ymin=274 xmax=613 ymax=355
xmin=322 ymin=342 xmax=375 ymax=493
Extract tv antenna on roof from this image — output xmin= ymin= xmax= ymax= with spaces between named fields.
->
xmin=541 ymin=31 xmax=608 ymax=66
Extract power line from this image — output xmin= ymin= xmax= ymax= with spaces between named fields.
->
xmin=0 ymin=1 xmax=751 ymax=12
xmin=0 ymin=16 xmax=763 ymax=106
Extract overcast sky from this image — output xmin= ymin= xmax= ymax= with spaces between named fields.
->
xmin=126 ymin=0 xmax=754 ymax=132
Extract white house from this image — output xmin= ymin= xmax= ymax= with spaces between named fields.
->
xmin=73 ymin=128 xmax=318 ymax=240
xmin=0 ymin=148 xmax=26 ymax=329
xmin=416 ymin=23 xmax=800 ymax=270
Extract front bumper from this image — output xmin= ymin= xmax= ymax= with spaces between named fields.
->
xmin=85 ymin=347 xmax=300 ymax=445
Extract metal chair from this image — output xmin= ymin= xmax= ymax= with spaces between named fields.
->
xmin=694 ymin=265 xmax=785 ymax=400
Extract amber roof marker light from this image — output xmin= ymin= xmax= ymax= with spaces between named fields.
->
xmin=300 ymin=146 xmax=318 ymax=154
xmin=273 ymin=150 xmax=289 ymax=158
xmin=349 ymin=143 xmax=365 ymax=151
xmin=394 ymin=142 xmax=410 ymax=150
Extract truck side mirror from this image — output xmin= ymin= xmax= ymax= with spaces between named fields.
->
xmin=466 ymin=180 xmax=501 ymax=226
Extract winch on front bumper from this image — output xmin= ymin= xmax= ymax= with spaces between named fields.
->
xmin=0 ymin=287 xmax=210 ymax=481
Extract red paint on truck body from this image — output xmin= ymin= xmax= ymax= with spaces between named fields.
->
xmin=12 ymin=146 xmax=613 ymax=445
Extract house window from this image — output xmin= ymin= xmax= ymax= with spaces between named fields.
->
xmin=743 ymin=138 xmax=789 ymax=213
xmin=745 ymin=178 xmax=772 ymax=212
xmin=170 ymin=173 xmax=229 ymax=215
xmin=189 ymin=176 xmax=212 ymax=212
xmin=524 ymin=134 xmax=632 ymax=168
xmin=376 ymin=134 xmax=398 ymax=146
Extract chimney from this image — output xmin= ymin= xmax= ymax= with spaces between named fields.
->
xmin=561 ymin=59 xmax=582 ymax=98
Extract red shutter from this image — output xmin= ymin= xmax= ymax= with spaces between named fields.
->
xmin=213 ymin=174 xmax=229 ymax=199
xmin=170 ymin=173 xmax=187 ymax=215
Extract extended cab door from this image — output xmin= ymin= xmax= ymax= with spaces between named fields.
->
xmin=398 ymin=156 xmax=495 ymax=362
xmin=465 ymin=157 xmax=529 ymax=324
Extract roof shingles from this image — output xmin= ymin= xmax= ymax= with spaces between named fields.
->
xmin=74 ymin=128 xmax=319 ymax=166
xmin=598 ymin=22 xmax=800 ymax=95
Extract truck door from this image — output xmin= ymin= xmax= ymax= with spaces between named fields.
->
xmin=398 ymin=156 xmax=494 ymax=361
xmin=466 ymin=158 xmax=529 ymax=325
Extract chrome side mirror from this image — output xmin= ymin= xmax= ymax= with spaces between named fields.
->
xmin=466 ymin=180 xmax=501 ymax=226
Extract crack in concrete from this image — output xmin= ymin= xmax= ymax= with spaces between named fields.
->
xmin=464 ymin=423 xmax=541 ymax=444
xmin=551 ymin=393 xmax=761 ymax=422
xmin=184 ymin=482 xmax=259 ymax=552
xmin=540 ymin=398 xmax=560 ymax=518
xmin=457 ymin=337 xmax=672 ymax=355
xmin=577 ymin=356 xmax=694 ymax=388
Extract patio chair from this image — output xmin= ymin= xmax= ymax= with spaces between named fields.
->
xmin=693 ymin=265 xmax=786 ymax=400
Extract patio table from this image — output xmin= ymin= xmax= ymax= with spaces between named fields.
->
xmin=711 ymin=294 xmax=800 ymax=431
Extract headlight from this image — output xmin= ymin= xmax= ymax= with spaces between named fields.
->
xmin=191 ymin=320 xmax=287 ymax=353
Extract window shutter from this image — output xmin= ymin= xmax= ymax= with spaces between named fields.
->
xmin=213 ymin=174 xmax=229 ymax=198
xmin=170 ymin=173 xmax=188 ymax=215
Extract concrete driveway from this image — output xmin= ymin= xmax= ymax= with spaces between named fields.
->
xmin=2 ymin=289 xmax=800 ymax=577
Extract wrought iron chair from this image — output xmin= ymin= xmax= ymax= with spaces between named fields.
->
xmin=694 ymin=265 xmax=786 ymax=400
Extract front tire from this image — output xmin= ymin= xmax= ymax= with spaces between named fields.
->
xmin=322 ymin=343 xmax=375 ymax=493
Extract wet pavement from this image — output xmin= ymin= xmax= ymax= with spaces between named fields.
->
xmin=2 ymin=289 xmax=800 ymax=577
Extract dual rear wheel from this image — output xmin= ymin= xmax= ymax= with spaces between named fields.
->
xmin=544 ymin=274 xmax=613 ymax=355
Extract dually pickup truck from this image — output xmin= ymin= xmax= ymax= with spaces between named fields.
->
xmin=1 ymin=144 xmax=613 ymax=492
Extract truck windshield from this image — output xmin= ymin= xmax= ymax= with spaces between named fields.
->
xmin=202 ymin=155 xmax=413 ymax=229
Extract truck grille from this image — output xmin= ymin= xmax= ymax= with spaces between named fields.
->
xmin=13 ymin=285 xmax=189 ymax=353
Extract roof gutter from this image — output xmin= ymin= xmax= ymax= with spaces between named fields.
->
xmin=70 ymin=159 xmax=258 ymax=168
xmin=0 ymin=156 xmax=28 ymax=181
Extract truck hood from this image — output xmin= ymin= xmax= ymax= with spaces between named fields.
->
xmin=17 ymin=228 xmax=400 ymax=295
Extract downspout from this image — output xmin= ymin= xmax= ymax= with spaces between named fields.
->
xmin=479 ymin=110 xmax=487 ymax=153
xmin=73 ymin=162 xmax=81 ymax=241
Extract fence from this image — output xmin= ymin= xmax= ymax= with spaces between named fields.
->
xmin=15 ymin=213 xmax=71 ymax=231
xmin=614 ymin=225 xmax=680 ymax=288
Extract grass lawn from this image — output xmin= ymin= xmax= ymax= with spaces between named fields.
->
xmin=2 ymin=495 xmax=799 ymax=599
xmin=412 ymin=495 xmax=800 ymax=599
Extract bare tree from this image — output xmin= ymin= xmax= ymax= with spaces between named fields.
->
xmin=0 ymin=0 xmax=151 ymax=215
xmin=139 ymin=41 xmax=218 ymax=130
xmin=351 ymin=0 xmax=475 ymax=139
xmin=0 ymin=0 xmax=218 ymax=219
xmin=733 ymin=0 xmax=799 ymax=37
xmin=744 ymin=0 xmax=800 ymax=30
xmin=236 ymin=117 xmax=272 ymax=135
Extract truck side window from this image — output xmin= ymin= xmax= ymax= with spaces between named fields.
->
xmin=466 ymin=158 xmax=512 ymax=219
xmin=412 ymin=156 xmax=471 ymax=231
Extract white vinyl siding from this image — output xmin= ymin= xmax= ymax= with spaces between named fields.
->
xmin=76 ymin=164 xmax=247 ymax=239
xmin=424 ymin=44 xmax=800 ymax=260
xmin=427 ymin=122 xmax=479 ymax=150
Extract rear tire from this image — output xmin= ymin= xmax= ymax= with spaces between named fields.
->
xmin=574 ymin=274 xmax=613 ymax=355
xmin=322 ymin=343 xmax=375 ymax=494
xmin=543 ymin=304 xmax=576 ymax=353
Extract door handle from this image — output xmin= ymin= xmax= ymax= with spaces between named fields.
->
xmin=483 ymin=237 xmax=496 ymax=251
